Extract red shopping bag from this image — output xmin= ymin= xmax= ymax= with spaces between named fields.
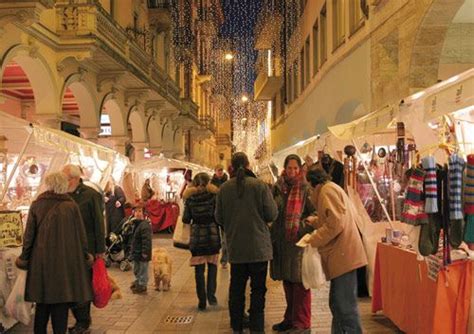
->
xmin=92 ymin=258 xmax=112 ymax=308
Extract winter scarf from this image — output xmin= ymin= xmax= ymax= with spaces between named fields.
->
xmin=422 ymin=156 xmax=438 ymax=213
xmin=465 ymin=154 xmax=474 ymax=215
xmin=401 ymin=167 xmax=428 ymax=226
xmin=277 ymin=172 xmax=305 ymax=242
xmin=448 ymin=153 xmax=465 ymax=220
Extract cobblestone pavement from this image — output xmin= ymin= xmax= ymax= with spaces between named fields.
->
xmin=9 ymin=234 xmax=401 ymax=333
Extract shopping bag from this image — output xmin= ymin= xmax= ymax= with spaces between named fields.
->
xmin=92 ymin=258 xmax=112 ymax=308
xmin=5 ymin=269 xmax=33 ymax=325
xmin=301 ymin=245 xmax=327 ymax=290
xmin=172 ymin=216 xmax=190 ymax=249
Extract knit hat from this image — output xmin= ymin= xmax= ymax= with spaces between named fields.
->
xmin=465 ymin=154 xmax=474 ymax=214
xmin=401 ymin=167 xmax=428 ymax=226
xmin=448 ymin=153 xmax=465 ymax=220
xmin=422 ymin=156 xmax=438 ymax=213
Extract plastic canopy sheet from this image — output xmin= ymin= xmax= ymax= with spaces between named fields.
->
xmin=0 ymin=111 xmax=129 ymax=191
xmin=372 ymin=243 xmax=472 ymax=334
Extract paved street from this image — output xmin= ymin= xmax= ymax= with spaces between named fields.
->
xmin=10 ymin=235 xmax=400 ymax=333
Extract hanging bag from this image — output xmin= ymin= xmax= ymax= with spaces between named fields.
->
xmin=5 ymin=269 xmax=33 ymax=325
xmin=172 ymin=215 xmax=190 ymax=249
xmin=92 ymin=258 xmax=112 ymax=308
xmin=301 ymin=245 xmax=327 ymax=290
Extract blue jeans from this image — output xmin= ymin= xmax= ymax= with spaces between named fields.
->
xmin=133 ymin=260 xmax=149 ymax=287
xmin=329 ymin=269 xmax=363 ymax=334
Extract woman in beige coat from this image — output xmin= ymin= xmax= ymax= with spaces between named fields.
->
xmin=304 ymin=167 xmax=367 ymax=334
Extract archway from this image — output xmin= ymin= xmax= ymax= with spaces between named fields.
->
xmin=409 ymin=0 xmax=467 ymax=90
xmin=0 ymin=46 xmax=58 ymax=121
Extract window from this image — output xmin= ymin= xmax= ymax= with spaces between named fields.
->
xmin=332 ymin=0 xmax=345 ymax=50
xmin=293 ymin=61 xmax=298 ymax=99
xmin=320 ymin=4 xmax=328 ymax=64
xmin=349 ymin=0 xmax=364 ymax=34
xmin=305 ymin=37 xmax=310 ymax=86
xmin=272 ymin=96 xmax=277 ymax=123
xmin=312 ymin=21 xmax=319 ymax=76
xmin=280 ymin=86 xmax=285 ymax=116
xmin=300 ymin=48 xmax=305 ymax=92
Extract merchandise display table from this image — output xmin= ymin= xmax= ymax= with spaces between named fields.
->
xmin=0 ymin=247 xmax=22 ymax=331
xmin=372 ymin=243 xmax=472 ymax=334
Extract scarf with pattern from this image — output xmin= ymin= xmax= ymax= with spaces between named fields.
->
xmin=278 ymin=171 xmax=305 ymax=242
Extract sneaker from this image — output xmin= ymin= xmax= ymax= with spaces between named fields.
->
xmin=208 ymin=296 xmax=218 ymax=306
xmin=198 ymin=300 xmax=206 ymax=310
xmin=272 ymin=321 xmax=293 ymax=332
xmin=132 ymin=285 xmax=147 ymax=294
xmin=68 ymin=326 xmax=91 ymax=334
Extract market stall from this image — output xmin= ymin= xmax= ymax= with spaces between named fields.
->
xmin=130 ymin=156 xmax=212 ymax=233
xmin=0 ymin=110 xmax=129 ymax=329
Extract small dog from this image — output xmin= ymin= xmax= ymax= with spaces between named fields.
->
xmin=108 ymin=275 xmax=122 ymax=300
xmin=152 ymin=247 xmax=172 ymax=291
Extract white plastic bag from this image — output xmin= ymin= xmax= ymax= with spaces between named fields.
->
xmin=5 ymin=269 xmax=33 ymax=325
xmin=301 ymin=245 xmax=327 ymax=290
xmin=172 ymin=216 xmax=190 ymax=249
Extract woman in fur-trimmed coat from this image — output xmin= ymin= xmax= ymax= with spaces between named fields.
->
xmin=182 ymin=173 xmax=221 ymax=310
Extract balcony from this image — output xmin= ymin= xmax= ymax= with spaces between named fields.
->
xmin=254 ymin=71 xmax=283 ymax=101
xmin=200 ymin=115 xmax=216 ymax=134
xmin=254 ymin=7 xmax=283 ymax=50
xmin=148 ymin=0 xmax=171 ymax=32
xmin=217 ymin=134 xmax=232 ymax=146
xmin=55 ymin=2 xmax=181 ymax=109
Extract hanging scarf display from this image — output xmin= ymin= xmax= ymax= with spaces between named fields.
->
xmin=401 ymin=167 xmax=428 ymax=226
xmin=465 ymin=154 xmax=474 ymax=214
xmin=277 ymin=172 xmax=305 ymax=242
xmin=448 ymin=153 xmax=465 ymax=220
xmin=422 ymin=156 xmax=438 ymax=213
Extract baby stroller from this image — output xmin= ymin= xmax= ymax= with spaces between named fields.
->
xmin=104 ymin=215 xmax=135 ymax=271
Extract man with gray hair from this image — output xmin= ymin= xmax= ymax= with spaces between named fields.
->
xmin=62 ymin=165 xmax=105 ymax=334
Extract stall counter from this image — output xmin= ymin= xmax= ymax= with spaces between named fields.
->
xmin=372 ymin=242 xmax=472 ymax=334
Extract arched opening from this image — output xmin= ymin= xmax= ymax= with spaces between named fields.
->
xmin=60 ymin=79 xmax=98 ymax=137
xmin=409 ymin=0 xmax=468 ymax=90
xmin=0 ymin=48 xmax=58 ymax=121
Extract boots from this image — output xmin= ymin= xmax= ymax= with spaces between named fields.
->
xmin=195 ymin=264 xmax=207 ymax=310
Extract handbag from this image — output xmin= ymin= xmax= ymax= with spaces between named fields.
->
xmin=301 ymin=245 xmax=327 ymax=290
xmin=172 ymin=215 xmax=190 ymax=249
xmin=5 ymin=269 xmax=33 ymax=325
xmin=92 ymin=258 xmax=112 ymax=308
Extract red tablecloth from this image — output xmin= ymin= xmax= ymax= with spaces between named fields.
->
xmin=372 ymin=243 xmax=472 ymax=334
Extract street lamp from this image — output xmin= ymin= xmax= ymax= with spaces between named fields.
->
xmin=224 ymin=53 xmax=234 ymax=61
xmin=241 ymin=95 xmax=249 ymax=103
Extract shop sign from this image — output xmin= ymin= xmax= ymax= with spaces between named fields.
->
xmin=0 ymin=210 xmax=23 ymax=248
xmin=424 ymin=76 xmax=474 ymax=121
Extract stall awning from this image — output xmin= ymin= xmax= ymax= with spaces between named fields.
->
xmin=131 ymin=155 xmax=213 ymax=174
xmin=327 ymin=105 xmax=398 ymax=140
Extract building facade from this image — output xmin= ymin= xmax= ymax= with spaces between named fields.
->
xmin=253 ymin=0 xmax=473 ymax=157
xmin=0 ymin=0 xmax=232 ymax=167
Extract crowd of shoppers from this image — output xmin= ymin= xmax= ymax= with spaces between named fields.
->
xmin=15 ymin=149 xmax=367 ymax=334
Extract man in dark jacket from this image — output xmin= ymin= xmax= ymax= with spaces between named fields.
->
xmin=130 ymin=203 xmax=152 ymax=294
xmin=63 ymin=165 xmax=105 ymax=334
xmin=216 ymin=152 xmax=278 ymax=334
xmin=211 ymin=164 xmax=230 ymax=269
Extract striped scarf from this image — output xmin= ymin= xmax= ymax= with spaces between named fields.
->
xmin=448 ymin=153 xmax=465 ymax=220
xmin=422 ymin=156 xmax=438 ymax=213
xmin=465 ymin=154 xmax=474 ymax=214
xmin=278 ymin=172 xmax=305 ymax=242
xmin=402 ymin=167 xmax=428 ymax=225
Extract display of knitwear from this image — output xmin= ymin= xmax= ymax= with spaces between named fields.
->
xmin=448 ymin=153 xmax=465 ymax=220
xmin=422 ymin=156 xmax=438 ymax=213
xmin=401 ymin=167 xmax=428 ymax=226
xmin=464 ymin=215 xmax=474 ymax=243
xmin=465 ymin=154 xmax=474 ymax=215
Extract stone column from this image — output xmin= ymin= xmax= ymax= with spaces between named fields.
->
xmin=79 ymin=127 xmax=100 ymax=143
xmin=110 ymin=135 xmax=129 ymax=156
xmin=35 ymin=114 xmax=62 ymax=129
xmin=132 ymin=142 xmax=148 ymax=161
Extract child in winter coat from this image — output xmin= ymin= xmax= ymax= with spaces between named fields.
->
xmin=130 ymin=203 xmax=152 ymax=294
